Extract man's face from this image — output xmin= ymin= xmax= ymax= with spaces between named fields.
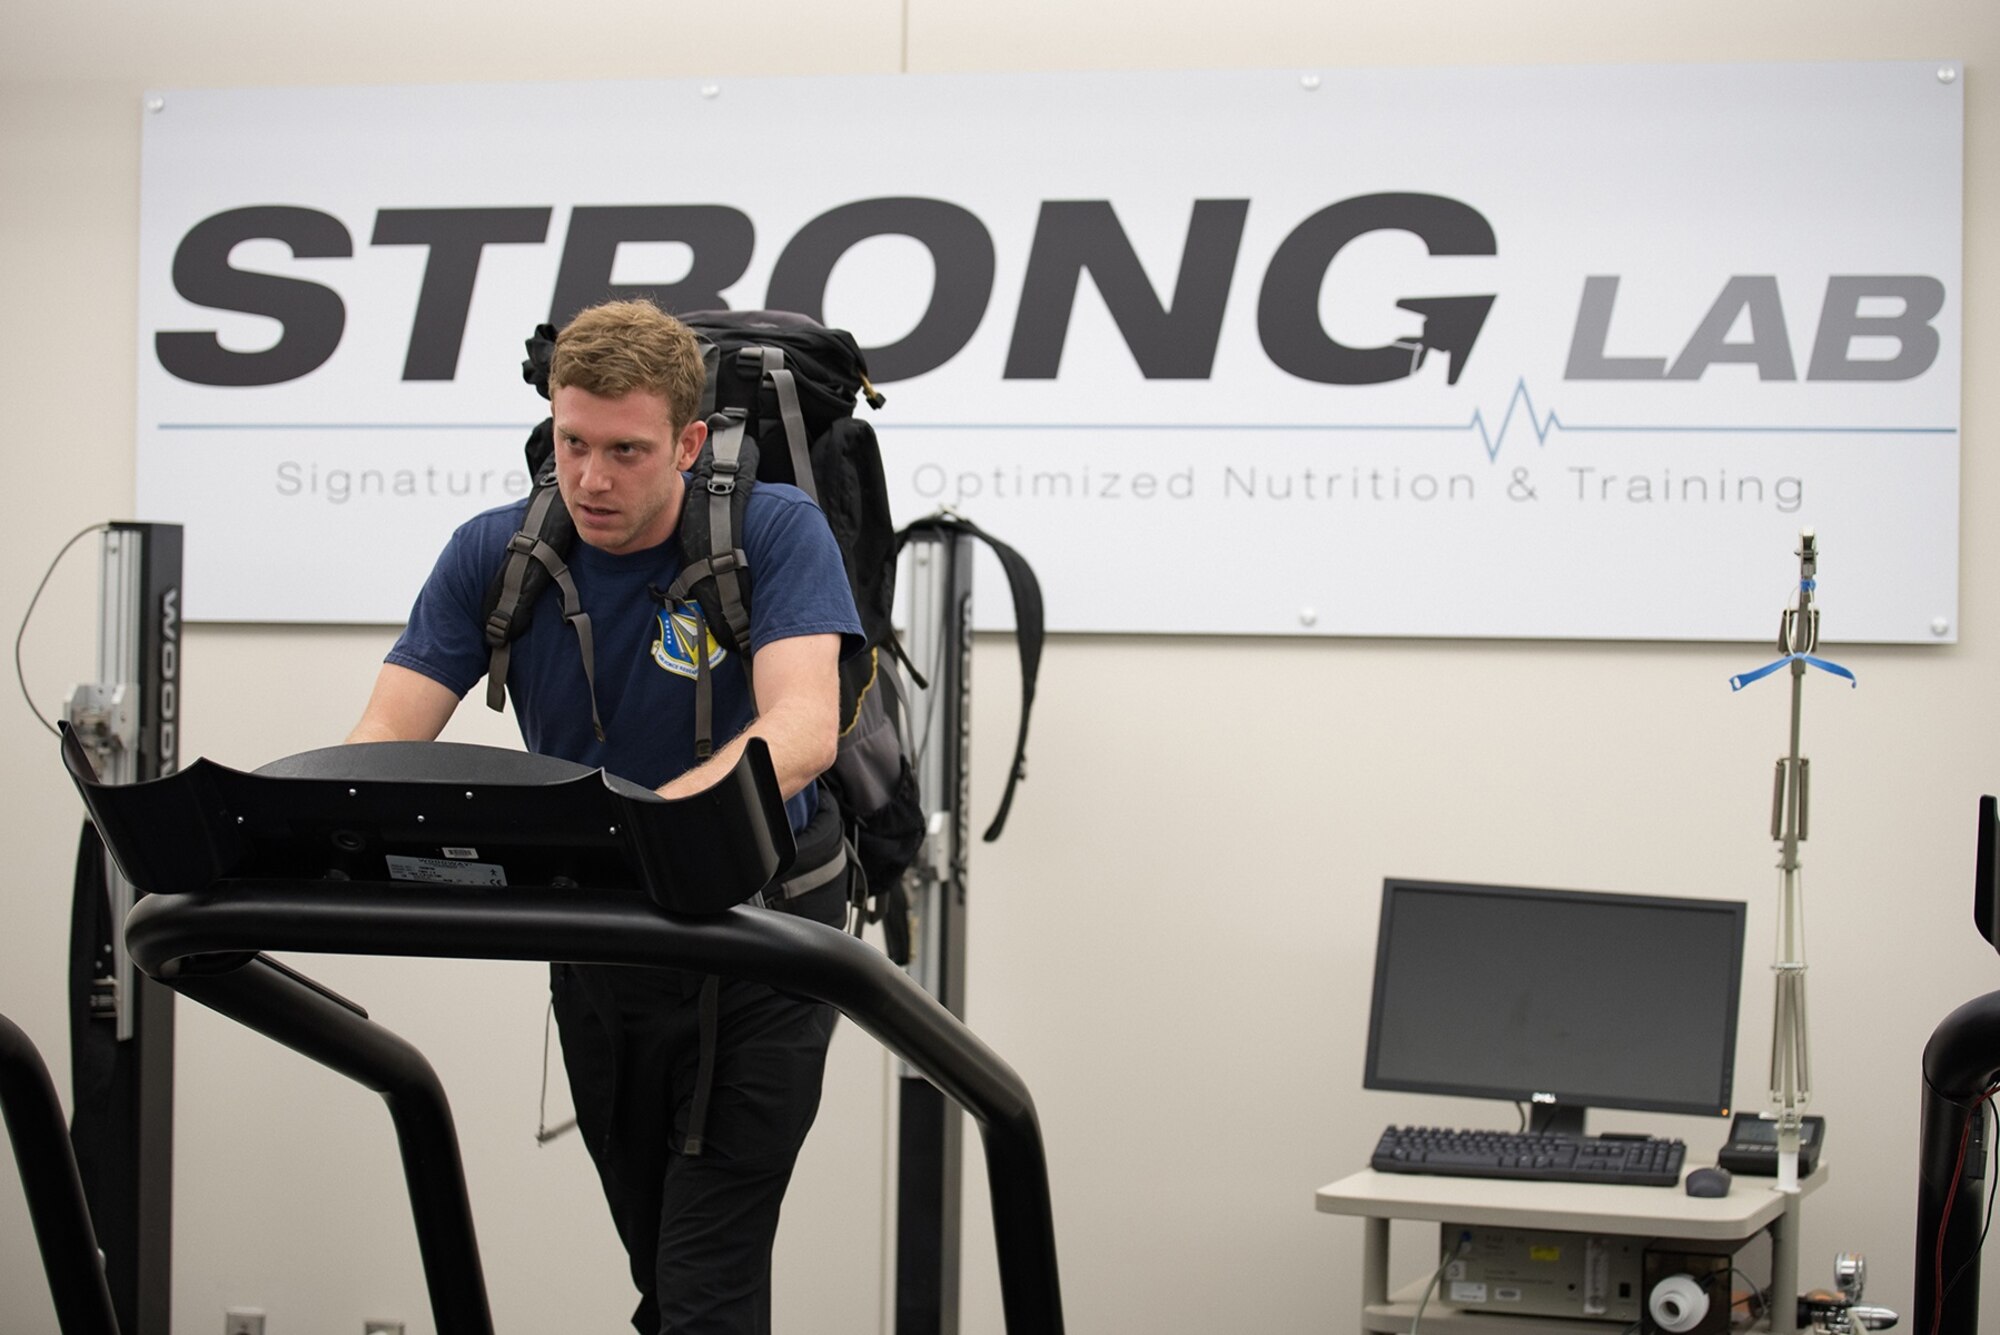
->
xmin=551 ymin=385 xmax=707 ymax=555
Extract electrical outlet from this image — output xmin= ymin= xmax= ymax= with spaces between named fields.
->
xmin=363 ymin=1322 xmax=405 ymax=1335
xmin=224 ymin=1309 xmax=265 ymax=1335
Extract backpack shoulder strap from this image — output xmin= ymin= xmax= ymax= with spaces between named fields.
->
xmin=480 ymin=418 xmax=607 ymax=741
xmin=664 ymin=408 xmax=759 ymax=756
xmin=483 ymin=480 xmax=562 ymax=710
xmin=896 ymin=512 xmax=1044 ymax=841
xmin=746 ymin=344 xmax=817 ymax=505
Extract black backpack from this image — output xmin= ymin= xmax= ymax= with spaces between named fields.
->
xmin=482 ymin=311 xmax=1040 ymax=964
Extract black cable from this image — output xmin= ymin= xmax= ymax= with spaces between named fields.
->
xmin=1938 ymin=1090 xmax=2000 ymax=1310
xmin=1977 ymin=1111 xmax=2000 ymax=1255
xmin=15 ymin=522 xmax=109 ymax=738
xmin=1931 ymin=1081 xmax=2000 ymax=1335
xmin=1718 ymin=1265 xmax=1767 ymax=1328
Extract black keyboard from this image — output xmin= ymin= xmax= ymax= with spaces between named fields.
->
xmin=1371 ymin=1125 xmax=1686 ymax=1187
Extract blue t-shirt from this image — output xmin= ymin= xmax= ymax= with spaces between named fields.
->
xmin=387 ymin=481 xmax=863 ymax=829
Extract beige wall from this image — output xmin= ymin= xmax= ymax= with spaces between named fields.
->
xmin=3 ymin=2 xmax=1995 ymax=1332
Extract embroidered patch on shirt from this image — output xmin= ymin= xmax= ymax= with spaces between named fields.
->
xmin=651 ymin=603 xmax=729 ymax=679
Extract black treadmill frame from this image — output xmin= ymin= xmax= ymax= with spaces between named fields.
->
xmin=55 ymin=731 xmax=1064 ymax=1335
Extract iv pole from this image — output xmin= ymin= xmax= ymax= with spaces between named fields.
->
xmin=1770 ymin=530 xmax=1817 ymax=1192
xmin=1731 ymin=528 xmax=1854 ymax=1191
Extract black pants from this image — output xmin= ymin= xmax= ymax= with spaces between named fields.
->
xmin=551 ymin=890 xmax=841 ymax=1335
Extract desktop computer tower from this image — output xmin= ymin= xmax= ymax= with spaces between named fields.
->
xmin=1439 ymin=1224 xmax=1753 ymax=1333
xmin=1438 ymin=1224 xmax=1645 ymax=1323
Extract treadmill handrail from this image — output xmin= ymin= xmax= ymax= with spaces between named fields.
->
xmin=1 ymin=1011 xmax=121 ymax=1335
xmin=126 ymin=882 xmax=1042 ymax=1127
xmin=125 ymin=883 xmax=1064 ymax=1335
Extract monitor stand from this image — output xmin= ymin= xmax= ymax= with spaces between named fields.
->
xmin=1528 ymin=1104 xmax=1589 ymax=1137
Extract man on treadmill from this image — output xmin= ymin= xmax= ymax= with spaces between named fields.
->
xmin=348 ymin=298 xmax=863 ymax=1334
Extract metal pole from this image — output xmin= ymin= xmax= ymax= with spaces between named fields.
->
xmin=1767 ymin=530 xmax=1817 ymax=1191
xmin=894 ymin=527 xmax=975 ymax=1335
xmin=65 ymin=521 xmax=181 ymax=1335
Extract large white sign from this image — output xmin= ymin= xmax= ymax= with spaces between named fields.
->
xmin=135 ymin=63 xmax=1962 ymax=641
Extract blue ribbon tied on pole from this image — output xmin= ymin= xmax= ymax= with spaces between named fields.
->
xmin=1729 ymin=574 xmax=1858 ymax=692
xmin=1728 ymin=653 xmax=1857 ymax=692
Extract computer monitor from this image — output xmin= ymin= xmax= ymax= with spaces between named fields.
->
xmin=1363 ymin=878 xmax=1747 ymax=1136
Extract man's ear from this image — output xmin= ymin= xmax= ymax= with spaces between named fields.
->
xmin=676 ymin=417 xmax=708 ymax=470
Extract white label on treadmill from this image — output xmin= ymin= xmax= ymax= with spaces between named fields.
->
xmin=386 ymin=854 xmax=507 ymax=886
xmin=441 ymin=846 xmax=479 ymax=859
xmin=1449 ymin=1283 xmax=1489 ymax=1304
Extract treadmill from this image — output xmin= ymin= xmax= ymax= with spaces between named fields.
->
xmin=50 ymin=725 xmax=1062 ymax=1335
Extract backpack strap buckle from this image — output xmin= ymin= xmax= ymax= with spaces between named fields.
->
xmin=704 ymin=408 xmax=749 ymax=496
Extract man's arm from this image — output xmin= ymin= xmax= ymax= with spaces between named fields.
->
xmin=657 ymin=633 xmax=842 ymax=801
xmin=347 ymin=663 xmax=461 ymax=743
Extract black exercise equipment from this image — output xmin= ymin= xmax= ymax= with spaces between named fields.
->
xmin=58 ymin=726 xmax=1064 ymax=1335
xmin=1917 ymin=990 xmax=2000 ymax=1335
xmin=1 ymin=1010 xmax=119 ymax=1335
xmin=1915 ymin=796 xmax=2000 ymax=1335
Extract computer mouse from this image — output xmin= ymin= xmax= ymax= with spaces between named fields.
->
xmin=1684 ymin=1165 xmax=1732 ymax=1198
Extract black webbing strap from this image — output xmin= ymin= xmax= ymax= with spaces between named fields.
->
xmin=697 ymin=339 xmax=721 ymax=418
xmin=684 ymin=972 xmax=721 ymax=1157
xmin=680 ymin=826 xmax=842 ymax=1156
xmin=898 ymin=512 xmax=1045 ymax=841
xmin=678 ymin=601 xmax=719 ymax=759
xmin=488 ymin=640 xmax=515 ymax=712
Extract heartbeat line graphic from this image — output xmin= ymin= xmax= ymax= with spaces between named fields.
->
xmin=1459 ymin=378 xmax=1957 ymax=463
xmin=1466 ymin=379 xmax=1562 ymax=461
xmin=160 ymin=379 xmax=1957 ymax=464
xmin=890 ymin=376 xmax=1957 ymax=464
